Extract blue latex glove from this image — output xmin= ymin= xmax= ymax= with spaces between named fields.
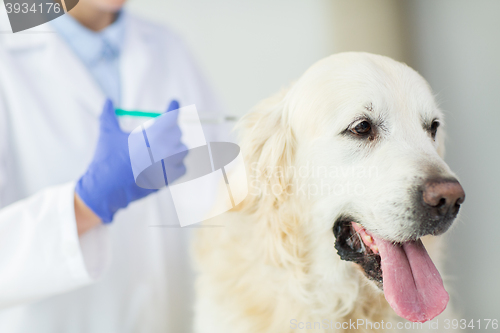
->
xmin=76 ymin=99 xmax=187 ymax=223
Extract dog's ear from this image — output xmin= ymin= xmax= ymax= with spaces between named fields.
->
xmin=235 ymin=89 xmax=308 ymax=270
xmin=236 ymin=88 xmax=296 ymax=209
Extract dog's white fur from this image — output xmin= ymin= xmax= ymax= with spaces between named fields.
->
xmin=193 ymin=53 xmax=458 ymax=333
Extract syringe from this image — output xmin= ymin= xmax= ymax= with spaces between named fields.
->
xmin=115 ymin=109 xmax=238 ymax=123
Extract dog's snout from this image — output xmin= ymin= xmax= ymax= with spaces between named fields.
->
xmin=422 ymin=179 xmax=465 ymax=217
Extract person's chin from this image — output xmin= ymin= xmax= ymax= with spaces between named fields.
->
xmin=91 ymin=0 xmax=127 ymax=13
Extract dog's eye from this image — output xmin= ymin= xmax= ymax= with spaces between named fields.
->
xmin=430 ymin=120 xmax=440 ymax=140
xmin=351 ymin=121 xmax=372 ymax=136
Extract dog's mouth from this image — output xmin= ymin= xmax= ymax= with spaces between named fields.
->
xmin=333 ymin=218 xmax=449 ymax=323
xmin=334 ymin=218 xmax=383 ymax=285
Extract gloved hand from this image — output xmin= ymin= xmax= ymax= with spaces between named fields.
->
xmin=76 ymin=99 xmax=187 ymax=223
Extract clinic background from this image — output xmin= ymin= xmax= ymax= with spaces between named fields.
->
xmin=0 ymin=0 xmax=494 ymax=323
xmin=127 ymin=0 xmax=500 ymax=321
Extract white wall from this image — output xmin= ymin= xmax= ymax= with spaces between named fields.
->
xmin=406 ymin=0 xmax=500 ymax=320
xmin=127 ymin=0 xmax=335 ymax=117
xmin=330 ymin=0 xmax=410 ymax=63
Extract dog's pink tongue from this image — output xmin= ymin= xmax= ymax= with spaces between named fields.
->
xmin=372 ymin=236 xmax=449 ymax=322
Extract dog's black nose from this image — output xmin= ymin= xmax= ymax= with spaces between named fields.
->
xmin=422 ymin=178 xmax=465 ymax=217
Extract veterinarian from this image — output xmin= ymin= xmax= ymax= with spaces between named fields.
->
xmin=0 ymin=0 xmax=223 ymax=331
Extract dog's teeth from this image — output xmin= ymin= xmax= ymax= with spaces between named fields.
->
xmin=364 ymin=235 xmax=373 ymax=244
xmin=371 ymin=245 xmax=379 ymax=254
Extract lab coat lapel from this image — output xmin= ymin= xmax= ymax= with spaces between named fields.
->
xmin=3 ymin=26 xmax=106 ymax=119
xmin=1 ymin=13 xmax=104 ymax=119
xmin=43 ymin=31 xmax=105 ymax=118
xmin=120 ymin=16 xmax=149 ymax=110
xmin=120 ymin=15 xmax=168 ymax=119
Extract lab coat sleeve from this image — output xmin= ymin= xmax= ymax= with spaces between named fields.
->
xmin=0 ymin=45 xmax=110 ymax=309
xmin=0 ymin=179 xmax=110 ymax=309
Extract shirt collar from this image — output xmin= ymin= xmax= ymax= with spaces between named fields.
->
xmin=50 ymin=11 xmax=126 ymax=66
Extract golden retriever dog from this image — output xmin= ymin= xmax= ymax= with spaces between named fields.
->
xmin=193 ymin=52 xmax=465 ymax=333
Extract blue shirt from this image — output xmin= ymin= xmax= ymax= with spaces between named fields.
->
xmin=50 ymin=12 xmax=125 ymax=105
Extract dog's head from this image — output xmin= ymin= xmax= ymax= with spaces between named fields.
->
xmin=238 ymin=52 xmax=465 ymax=323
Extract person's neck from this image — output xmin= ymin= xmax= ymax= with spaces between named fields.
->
xmin=69 ymin=5 xmax=117 ymax=32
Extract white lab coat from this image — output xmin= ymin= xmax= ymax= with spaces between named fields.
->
xmin=0 ymin=9 xmax=223 ymax=333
